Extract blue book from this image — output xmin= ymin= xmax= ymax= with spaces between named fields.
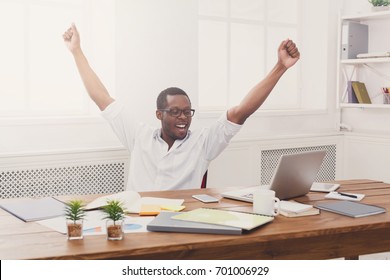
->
xmin=347 ymin=81 xmax=358 ymax=103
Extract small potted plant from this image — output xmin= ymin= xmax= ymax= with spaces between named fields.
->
xmin=368 ymin=0 xmax=390 ymax=11
xmin=64 ymin=199 xmax=86 ymax=240
xmin=101 ymin=200 xmax=126 ymax=240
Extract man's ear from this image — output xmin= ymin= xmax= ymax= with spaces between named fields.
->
xmin=156 ymin=110 xmax=162 ymax=120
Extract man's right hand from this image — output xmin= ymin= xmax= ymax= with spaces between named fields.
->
xmin=63 ymin=23 xmax=81 ymax=54
xmin=62 ymin=23 xmax=114 ymax=111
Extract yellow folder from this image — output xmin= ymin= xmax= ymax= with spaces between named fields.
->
xmin=172 ymin=208 xmax=273 ymax=231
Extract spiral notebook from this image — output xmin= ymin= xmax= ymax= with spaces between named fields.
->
xmin=172 ymin=208 xmax=274 ymax=231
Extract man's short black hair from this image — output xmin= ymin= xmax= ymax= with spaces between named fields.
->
xmin=156 ymin=87 xmax=191 ymax=109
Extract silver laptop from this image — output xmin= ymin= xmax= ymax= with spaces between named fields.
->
xmin=221 ymin=150 xmax=326 ymax=201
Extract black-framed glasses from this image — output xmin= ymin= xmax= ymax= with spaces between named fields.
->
xmin=158 ymin=108 xmax=195 ymax=117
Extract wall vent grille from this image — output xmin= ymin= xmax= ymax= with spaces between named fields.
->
xmin=260 ymin=145 xmax=336 ymax=185
xmin=0 ymin=162 xmax=125 ymax=199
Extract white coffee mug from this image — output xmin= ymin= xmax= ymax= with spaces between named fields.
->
xmin=253 ymin=189 xmax=280 ymax=216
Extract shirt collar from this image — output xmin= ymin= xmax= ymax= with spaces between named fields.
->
xmin=155 ymin=129 xmax=192 ymax=149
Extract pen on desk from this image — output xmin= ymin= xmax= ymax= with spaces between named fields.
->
xmin=338 ymin=192 xmax=358 ymax=199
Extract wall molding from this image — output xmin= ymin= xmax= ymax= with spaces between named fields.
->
xmin=0 ymin=146 xmax=129 ymax=174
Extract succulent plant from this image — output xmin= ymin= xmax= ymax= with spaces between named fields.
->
xmin=64 ymin=199 xmax=86 ymax=223
xmin=101 ymin=200 xmax=125 ymax=224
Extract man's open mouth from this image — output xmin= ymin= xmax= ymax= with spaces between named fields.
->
xmin=175 ymin=124 xmax=187 ymax=131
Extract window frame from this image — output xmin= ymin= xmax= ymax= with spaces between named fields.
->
xmin=0 ymin=0 xmax=115 ymax=122
xmin=197 ymin=0 xmax=329 ymax=116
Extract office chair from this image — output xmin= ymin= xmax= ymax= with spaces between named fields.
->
xmin=201 ymin=171 xmax=208 ymax=189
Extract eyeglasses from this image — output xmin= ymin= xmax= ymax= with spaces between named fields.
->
xmin=159 ymin=108 xmax=195 ymax=117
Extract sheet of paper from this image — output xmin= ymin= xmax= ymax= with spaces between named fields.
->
xmin=85 ymin=191 xmax=184 ymax=214
xmin=325 ymin=191 xmax=365 ymax=201
xmin=37 ymin=210 xmax=105 ymax=234
xmin=141 ymin=197 xmax=184 ymax=208
xmin=85 ymin=191 xmax=141 ymax=212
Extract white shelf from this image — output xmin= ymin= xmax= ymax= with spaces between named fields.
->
xmin=341 ymin=57 xmax=390 ymax=64
xmin=339 ymin=103 xmax=390 ymax=109
xmin=342 ymin=10 xmax=390 ymax=21
xmin=337 ymin=10 xmax=390 ymax=111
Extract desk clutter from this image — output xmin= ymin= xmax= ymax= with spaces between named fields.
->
xmin=0 ymin=191 xmax=186 ymax=239
xmin=0 ymin=191 xmax=184 ymax=222
xmin=0 ymin=181 xmax=387 ymax=241
xmin=2 ymin=179 xmax=390 ymax=260
xmin=85 ymin=190 xmax=184 ymax=214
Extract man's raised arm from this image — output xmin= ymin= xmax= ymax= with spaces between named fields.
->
xmin=63 ymin=23 xmax=114 ymax=111
xmin=227 ymin=39 xmax=300 ymax=125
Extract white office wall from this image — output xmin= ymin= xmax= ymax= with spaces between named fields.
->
xmin=114 ymin=0 xmax=339 ymax=139
xmin=115 ymin=0 xmax=198 ymax=128
xmin=0 ymin=0 xmax=120 ymax=155
xmin=343 ymin=133 xmax=390 ymax=182
xmin=0 ymin=0 xmax=339 ymax=158
xmin=0 ymin=0 xmax=343 ymax=195
xmin=111 ymin=0 xmax=343 ymax=189
xmin=0 ymin=0 xmax=345 ymax=190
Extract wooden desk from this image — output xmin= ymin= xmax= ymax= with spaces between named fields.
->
xmin=1 ymin=179 xmax=390 ymax=260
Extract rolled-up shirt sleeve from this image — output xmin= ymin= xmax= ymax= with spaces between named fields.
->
xmin=101 ymin=100 xmax=137 ymax=152
xmin=203 ymin=112 xmax=242 ymax=161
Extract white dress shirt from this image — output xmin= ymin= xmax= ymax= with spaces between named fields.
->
xmin=102 ymin=101 xmax=242 ymax=191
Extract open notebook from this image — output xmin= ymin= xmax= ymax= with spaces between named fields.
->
xmin=171 ymin=208 xmax=274 ymax=231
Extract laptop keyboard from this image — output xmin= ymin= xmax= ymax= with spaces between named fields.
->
xmin=240 ymin=185 xmax=270 ymax=199
xmin=242 ymin=193 xmax=253 ymax=199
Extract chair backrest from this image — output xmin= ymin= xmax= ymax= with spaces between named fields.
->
xmin=201 ymin=171 xmax=208 ymax=189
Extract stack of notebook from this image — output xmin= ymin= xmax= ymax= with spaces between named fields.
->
xmin=147 ymin=208 xmax=274 ymax=235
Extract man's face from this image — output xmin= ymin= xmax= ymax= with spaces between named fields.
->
xmin=157 ymin=95 xmax=192 ymax=148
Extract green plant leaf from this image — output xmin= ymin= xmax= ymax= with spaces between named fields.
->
xmin=64 ymin=199 xmax=86 ymax=222
xmin=101 ymin=199 xmax=126 ymax=222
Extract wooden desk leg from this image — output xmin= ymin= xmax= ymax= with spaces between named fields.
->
xmin=345 ymin=256 xmax=359 ymax=260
